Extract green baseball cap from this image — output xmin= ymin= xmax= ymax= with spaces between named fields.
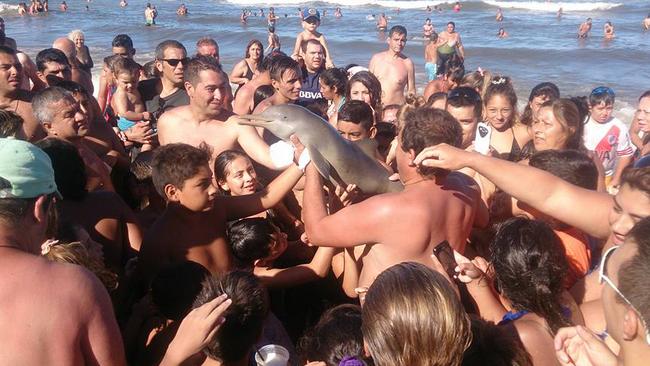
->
xmin=0 ymin=137 xmax=61 ymax=199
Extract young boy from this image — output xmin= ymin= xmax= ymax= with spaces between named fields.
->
xmin=291 ymin=8 xmax=334 ymax=68
xmin=137 ymin=142 xmax=306 ymax=283
xmin=336 ymin=100 xmax=376 ymax=142
xmin=583 ymin=86 xmax=634 ymax=191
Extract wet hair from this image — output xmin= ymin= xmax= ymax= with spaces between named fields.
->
xmin=253 ymin=84 xmax=275 ymax=110
xmin=490 ymin=217 xmax=571 ymax=334
xmin=151 ymin=143 xmax=210 ymax=199
xmin=0 ymin=110 xmax=24 ymax=138
xmin=244 ymin=39 xmax=264 ymax=65
xmin=32 ymin=86 xmax=75 ymax=124
xmin=269 ymin=55 xmax=300 ymax=82
xmin=446 ymin=87 xmax=482 ymax=119
xmin=362 ymin=262 xmax=471 ymax=366
xmin=151 ymin=261 xmax=211 ymax=321
xmin=36 ymin=138 xmax=87 ymax=201
xmin=193 ymin=271 xmax=269 ymax=363
xmin=184 ymin=55 xmax=223 ymax=87
xmin=618 ymin=217 xmax=650 ymax=331
xmin=227 ymin=217 xmax=275 ymax=266
xmin=460 ymin=69 xmax=493 ymax=100
xmin=319 ymin=67 xmax=347 ymax=96
xmin=462 ymin=318 xmax=533 ymax=366
xmin=154 ymin=39 xmax=187 ymax=61
xmin=35 ymin=48 xmax=70 ymax=72
xmin=484 ymin=76 xmax=518 ymax=122
xmin=621 ymin=167 xmax=650 ymax=197
xmin=112 ymin=34 xmax=134 ymax=50
xmin=346 ymin=71 xmax=382 ymax=121
xmin=588 ymin=86 xmax=615 ymax=107
xmin=520 ymin=82 xmax=561 ymax=126
xmin=401 ymin=107 xmax=462 ymax=178
xmin=388 ymin=25 xmax=407 ymax=37
xmin=298 ymin=304 xmax=368 ymax=366
xmin=529 ymin=149 xmax=598 ymax=190
xmin=338 ymin=100 xmax=374 ymax=131
xmin=110 ymin=56 xmax=140 ymax=76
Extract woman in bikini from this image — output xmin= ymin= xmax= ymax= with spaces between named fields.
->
xmin=229 ymin=40 xmax=263 ymax=95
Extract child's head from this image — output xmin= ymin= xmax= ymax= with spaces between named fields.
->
xmin=337 ymin=100 xmax=375 ymax=141
xmin=302 ymin=8 xmax=321 ymax=30
xmin=102 ymin=54 xmax=121 ymax=84
xmin=429 ymin=31 xmax=438 ymax=43
xmin=589 ymin=86 xmax=615 ymax=123
xmin=227 ymin=217 xmax=288 ymax=268
xmin=152 ymin=143 xmax=216 ymax=211
xmin=298 ymin=304 xmax=368 ymax=366
xmin=111 ymin=57 xmax=141 ymax=93
xmin=193 ymin=271 xmax=269 ymax=364
xmin=151 ymin=260 xmax=211 ymax=321
xmin=214 ymin=150 xmax=259 ymax=196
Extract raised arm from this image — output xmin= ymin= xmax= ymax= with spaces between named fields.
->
xmin=234 ymin=120 xmax=277 ymax=169
xmin=414 ymin=144 xmax=614 ymax=239
xmin=291 ymin=34 xmax=303 ymax=59
xmin=254 ymin=246 xmax=336 ymax=288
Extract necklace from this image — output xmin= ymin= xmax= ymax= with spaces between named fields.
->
xmin=403 ymin=177 xmax=430 ymax=186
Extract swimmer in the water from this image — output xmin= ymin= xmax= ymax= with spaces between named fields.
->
xmin=604 ymin=21 xmax=615 ymax=40
xmin=240 ymin=9 xmax=248 ymax=23
xmin=334 ymin=7 xmax=342 ymax=17
xmin=376 ymin=12 xmax=388 ymax=31
xmin=496 ymin=8 xmax=503 ymax=22
xmin=423 ymin=18 xmax=434 ymax=40
xmin=578 ymin=17 xmax=592 ymax=38
xmin=557 ymin=7 xmax=563 ymax=19
xmin=144 ymin=3 xmax=155 ymax=26
xmin=176 ymin=3 xmax=187 ymax=16
xmin=426 ymin=5 xmax=432 ymax=13
xmin=497 ymin=27 xmax=508 ymax=39
xmin=453 ymin=2 xmax=461 ymax=12
xmin=643 ymin=14 xmax=650 ymax=31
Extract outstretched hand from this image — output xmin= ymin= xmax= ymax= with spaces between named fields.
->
xmin=554 ymin=326 xmax=617 ymax=366
xmin=412 ymin=143 xmax=474 ymax=171
xmin=453 ymin=251 xmax=485 ymax=284
xmin=162 ymin=294 xmax=232 ymax=366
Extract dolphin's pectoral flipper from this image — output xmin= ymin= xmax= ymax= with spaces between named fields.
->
xmin=308 ymin=147 xmax=346 ymax=187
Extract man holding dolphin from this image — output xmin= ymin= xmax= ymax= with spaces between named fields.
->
xmin=302 ymin=107 xmax=484 ymax=291
xmin=157 ymin=56 xmax=278 ymax=169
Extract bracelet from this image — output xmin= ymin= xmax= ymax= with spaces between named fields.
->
xmin=297 ymin=149 xmax=311 ymax=172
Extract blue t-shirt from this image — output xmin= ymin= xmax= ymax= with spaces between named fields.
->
xmin=297 ymin=69 xmax=323 ymax=106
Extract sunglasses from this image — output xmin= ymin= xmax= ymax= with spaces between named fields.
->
xmin=599 ymin=245 xmax=650 ymax=344
xmin=591 ymin=86 xmax=615 ymax=98
xmin=448 ymin=88 xmax=481 ymax=103
xmin=161 ymin=58 xmax=189 ymax=67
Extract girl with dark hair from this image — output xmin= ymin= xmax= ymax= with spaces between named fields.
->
xmin=346 ymin=71 xmax=382 ymax=123
xmin=229 ymin=39 xmax=263 ymax=91
xmin=455 ymin=217 xmax=583 ymax=366
xmin=319 ymin=67 xmax=348 ymax=121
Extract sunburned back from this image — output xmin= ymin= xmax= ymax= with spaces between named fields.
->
xmin=0 ymin=252 xmax=89 ymax=365
xmin=358 ymin=173 xmax=478 ymax=287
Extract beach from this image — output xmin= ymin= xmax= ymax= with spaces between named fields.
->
xmin=3 ymin=0 xmax=649 ymax=119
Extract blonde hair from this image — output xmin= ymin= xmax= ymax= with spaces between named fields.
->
xmin=67 ymin=29 xmax=85 ymax=43
xmin=362 ymin=262 xmax=471 ymax=366
xmin=43 ymin=241 xmax=118 ymax=291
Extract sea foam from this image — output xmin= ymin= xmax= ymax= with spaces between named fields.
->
xmin=480 ymin=1 xmax=623 ymax=12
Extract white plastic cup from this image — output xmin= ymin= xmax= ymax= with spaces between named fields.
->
xmin=254 ymin=344 xmax=290 ymax=366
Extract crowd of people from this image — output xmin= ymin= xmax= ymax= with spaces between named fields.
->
xmin=1 ymin=4 xmax=650 ymax=366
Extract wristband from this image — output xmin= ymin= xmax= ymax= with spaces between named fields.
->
xmin=297 ymin=149 xmax=311 ymax=172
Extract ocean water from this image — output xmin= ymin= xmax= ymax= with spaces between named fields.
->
xmin=2 ymin=0 xmax=649 ymax=120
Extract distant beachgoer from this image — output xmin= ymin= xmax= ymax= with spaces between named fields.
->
xmin=376 ymin=13 xmax=388 ymax=31
xmin=369 ymin=25 xmax=415 ymax=105
xmin=120 ymin=0 xmax=127 ymax=7
xmin=59 ymin=1 xmax=67 ymax=11
xmin=18 ymin=2 xmax=28 ymax=15
xmin=423 ymin=18 xmax=434 ymax=39
xmin=437 ymin=21 xmax=465 ymax=75
xmin=453 ymin=1 xmax=461 ymax=12
xmin=578 ymin=17 xmax=592 ymax=38
xmin=144 ymin=3 xmax=155 ymax=26
xmin=334 ymin=7 xmax=342 ymax=17
xmin=644 ymin=14 xmax=650 ymax=31
xmin=240 ymin=9 xmax=248 ymax=23
xmin=67 ymin=30 xmax=93 ymax=73
xmin=496 ymin=8 xmax=503 ymax=22
xmin=267 ymin=7 xmax=278 ymax=26
xmin=424 ymin=32 xmax=440 ymax=82
xmin=497 ymin=27 xmax=508 ymax=39
xmin=557 ymin=7 xmax=563 ymax=19
xmin=604 ymin=21 xmax=614 ymax=39
xmin=292 ymin=8 xmax=334 ymax=68
xmin=176 ymin=3 xmax=187 ymax=15
xmin=434 ymin=5 xmax=442 ymax=13
xmin=266 ymin=26 xmax=280 ymax=53
xmin=259 ymin=8 xmax=264 ymax=17
xmin=230 ymin=40 xmax=263 ymax=91
xmin=426 ymin=5 xmax=432 ymax=12
xmin=298 ymin=7 xmax=303 ymax=20
xmin=395 ymin=8 xmax=399 ymax=14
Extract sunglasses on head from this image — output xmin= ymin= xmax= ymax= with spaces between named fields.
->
xmin=591 ymin=86 xmax=615 ymax=98
xmin=161 ymin=57 xmax=189 ymax=67
xmin=448 ymin=88 xmax=481 ymax=103
xmin=599 ymin=245 xmax=650 ymax=345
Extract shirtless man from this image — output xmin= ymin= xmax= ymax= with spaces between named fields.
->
xmin=232 ymin=53 xmax=277 ymax=115
xmin=253 ymin=55 xmax=302 ymax=114
xmin=195 ymin=37 xmax=220 ymax=64
xmin=158 ymin=56 xmax=277 ymax=170
xmin=0 ymin=138 xmax=125 ymax=365
xmin=578 ymin=17 xmax=592 ymax=38
xmin=0 ymin=46 xmax=44 ymax=142
xmin=368 ymin=25 xmax=415 ymax=106
xmin=303 ymin=108 xmax=481 ymax=290
xmin=52 ymin=37 xmax=94 ymax=95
